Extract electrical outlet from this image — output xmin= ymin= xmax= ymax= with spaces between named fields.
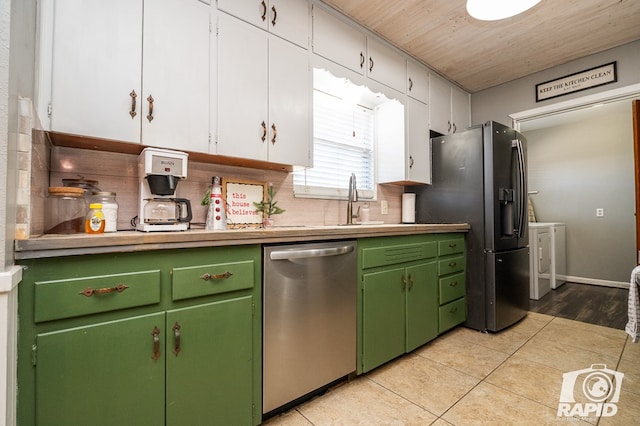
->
xmin=381 ymin=200 xmax=388 ymax=215
xmin=596 ymin=208 xmax=604 ymax=217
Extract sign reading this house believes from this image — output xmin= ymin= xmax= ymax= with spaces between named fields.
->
xmin=536 ymin=62 xmax=617 ymax=102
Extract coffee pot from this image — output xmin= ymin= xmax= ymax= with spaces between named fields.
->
xmin=143 ymin=198 xmax=192 ymax=224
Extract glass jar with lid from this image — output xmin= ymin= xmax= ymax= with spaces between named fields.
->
xmin=91 ymin=192 xmax=119 ymax=232
xmin=45 ymin=187 xmax=86 ymax=234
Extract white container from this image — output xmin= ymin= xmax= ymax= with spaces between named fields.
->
xmin=402 ymin=193 xmax=416 ymax=223
xmin=92 ymin=192 xmax=119 ymax=232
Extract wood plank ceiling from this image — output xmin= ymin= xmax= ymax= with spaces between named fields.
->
xmin=320 ymin=0 xmax=640 ymax=93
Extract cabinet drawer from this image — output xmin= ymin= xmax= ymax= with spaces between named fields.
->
xmin=439 ymin=272 xmax=465 ymax=305
xmin=439 ymin=297 xmax=466 ymax=333
xmin=438 ymin=238 xmax=464 ymax=256
xmin=361 ymin=242 xmax=437 ymax=269
xmin=438 ymin=255 xmax=464 ymax=276
xmin=35 ymin=270 xmax=161 ymax=323
xmin=172 ymin=260 xmax=254 ymax=301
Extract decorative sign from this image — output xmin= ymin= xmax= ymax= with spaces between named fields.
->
xmin=222 ymin=178 xmax=266 ymax=228
xmin=536 ymin=62 xmax=617 ymax=102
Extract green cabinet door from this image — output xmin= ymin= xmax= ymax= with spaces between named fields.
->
xmin=166 ymin=296 xmax=254 ymax=426
xmin=405 ymin=262 xmax=438 ymax=352
xmin=35 ymin=313 xmax=166 ymax=426
xmin=361 ymin=268 xmax=405 ymax=373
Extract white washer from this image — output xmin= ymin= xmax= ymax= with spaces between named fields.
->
xmin=529 ymin=223 xmax=552 ymax=300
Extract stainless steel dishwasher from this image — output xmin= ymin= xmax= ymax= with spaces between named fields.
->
xmin=263 ymin=240 xmax=357 ymax=414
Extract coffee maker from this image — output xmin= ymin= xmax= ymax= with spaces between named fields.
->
xmin=137 ymin=148 xmax=192 ymax=232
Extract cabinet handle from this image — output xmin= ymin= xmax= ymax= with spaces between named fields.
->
xmin=452 ymin=123 xmax=457 ymax=133
xmin=79 ymin=283 xmax=129 ymax=297
xmin=450 ymin=306 xmax=458 ymax=314
xmin=408 ymin=77 xmax=413 ymax=92
xmin=146 ymin=95 xmax=154 ymax=122
xmin=409 ymin=156 xmax=414 ymax=168
xmin=449 ymin=281 xmax=458 ymax=287
xmin=360 ymin=52 xmax=365 ymax=69
xmin=369 ymin=57 xmax=374 ymax=72
xmin=401 ymin=274 xmax=406 ymax=290
xmin=172 ymin=322 xmax=181 ymax=357
xmin=200 ymin=271 xmax=233 ymax=281
xmin=261 ymin=0 xmax=267 ymax=21
xmin=448 ymin=242 xmax=457 ymax=248
xmin=271 ymin=123 xmax=277 ymax=145
xmin=408 ymin=274 xmax=414 ymax=290
xmin=449 ymin=261 xmax=457 ymax=268
xmin=151 ymin=326 xmax=161 ymax=361
xmin=261 ymin=121 xmax=267 ymax=142
xmin=447 ymin=121 xmax=452 ymax=132
xmin=271 ymin=5 xmax=277 ymax=26
xmin=129 ymin=90 xmax=137 ymax=118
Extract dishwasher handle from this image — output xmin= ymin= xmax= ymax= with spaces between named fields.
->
xmin=269 ymin=245 xmax=354 ymax=261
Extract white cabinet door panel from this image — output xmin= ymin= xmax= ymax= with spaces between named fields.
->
xmin=312 ymin=6 xmax=365 ymax=75
xmin=429 ymin=72 xmax=452 ymax=135
xmin=451 ymin=85 xmax=470 ymax=134
xmin=269 ymin=0 xmax=309 ymax=48
xmin=217 ymin=14 xmax=269 ymax=161
xmin=407 ymin=60 xmax=429 ymax=104
xmin=407 ymin=99 xmax=431 ymax=184
xmin=50 ymin=0 xmax=142 ymax=143
xmin=143 ymin=0 xmax=210 ymax=152
xmin=366 ymin=37 xmax=406 ymax=93
xmin=268 ymin=37 xmax=310 ymax=166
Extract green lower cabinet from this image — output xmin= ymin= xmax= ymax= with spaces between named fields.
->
xmin=166 ymin=297 xmax=254 ymax=425
xmin=405 ymin=262 xmax=438 ymax=352
xmin=36 ymin=313 xmax=166 ymax=426
xmin=361 ymin=260 xmax=438 ymax=373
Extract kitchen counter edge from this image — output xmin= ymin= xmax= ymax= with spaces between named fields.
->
xmin=14 ymin=223 xmax=470 ymax=260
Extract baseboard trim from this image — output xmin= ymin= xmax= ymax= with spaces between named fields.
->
xmin=562 ymin=275 xmax=628 ymax=289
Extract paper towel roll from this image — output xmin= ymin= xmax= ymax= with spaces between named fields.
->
xmin=402 ymin=193 xmax=416 ymax=223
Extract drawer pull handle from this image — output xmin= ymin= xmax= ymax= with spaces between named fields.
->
xmin=172 ymin=322 xmax=181 ymax=357
xmin=449 ymin=281 xmax=458 ymax=287
xmin=261 ymin=121 xmax=267 ymax=142
xmin=146 ymin=95 xmax=154 ymax=122
xmin=151 ymin=326 xmax=161 ymax=361
xmin=79 ymin=283 xmax=129 ymax=297
xmin=448 ymin=261 xmax=457 ymax=268
xmin=448 ymin=242 xmax=457 ymax=248
xmin=450 ymin=306 xmax=458 ymax=314
xmin=200 ymin=271 xmax=233 ymax=281
xmin=129 ymin=90 xmax=137 ymax=118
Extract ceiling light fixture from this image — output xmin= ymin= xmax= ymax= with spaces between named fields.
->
xmin=466 ymin=0 xmax=541 ymax=21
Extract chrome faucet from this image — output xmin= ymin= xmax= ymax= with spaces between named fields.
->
xmin=346 ymin=173 xmax=359 ymax=224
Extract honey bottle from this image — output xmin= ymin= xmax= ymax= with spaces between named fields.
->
xmin=85 ymin=203 xmax=105 ymax=234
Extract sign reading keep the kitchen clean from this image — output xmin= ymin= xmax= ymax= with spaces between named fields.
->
xmin=536 ymin=62 xmax=617 ymax=102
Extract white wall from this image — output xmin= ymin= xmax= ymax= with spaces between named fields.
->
xmin=472 ymin=40 xmax=640 ymax=127
xmin=525 ymin=101 xmax=635 ymax=284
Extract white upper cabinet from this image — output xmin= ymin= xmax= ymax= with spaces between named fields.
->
xmin=216 ymin=13 xmax=311 ymax=167
xmin=429 ymin=72 xmax=470 ymax=135
xmin=143 ymin=0 xmax=210 ymax=152
xmin=312 ymin=6 xmax=366 ymax=75
xmin=47 ymin=0 xmax=143 ymax=143
xmin=366 ymin=37 xmax=406 ymax=93
xmin=217 ymin=0 xmax=309 ymax=48
xmin=44 ymin=0 xmax=210 ymax=152
xmin=377 ymin=98 xmax=431 ymax=185
xmin=407 ymin=60 xmax=429 ymax=104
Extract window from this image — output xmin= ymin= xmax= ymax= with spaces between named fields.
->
xmin=294 ymin=88 xmax=375 ymax=199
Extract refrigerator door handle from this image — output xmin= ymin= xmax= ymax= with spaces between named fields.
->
xmin=515 ymin=139 xmax=527 ymax=237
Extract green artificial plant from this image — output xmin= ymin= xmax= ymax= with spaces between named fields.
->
xmin=253 ymin=184 xmax=285 ymax=218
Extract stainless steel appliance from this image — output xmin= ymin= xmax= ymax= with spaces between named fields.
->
xmin=412 ymin=121 xmax=530 ymax=332
xmin=137 ymin=148 xmax=192 ymax=232
xmin=263 ymin=241 xmax=357 ymax=414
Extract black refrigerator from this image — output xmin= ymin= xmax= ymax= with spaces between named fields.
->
xmin=412 ymin=121 xmax=530 ymax=332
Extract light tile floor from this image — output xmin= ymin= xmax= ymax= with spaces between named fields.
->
xmin=263 ymin=312 xmax=640 ymax=425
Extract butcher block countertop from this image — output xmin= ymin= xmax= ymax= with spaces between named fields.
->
xmin=14 ymin=223 xmax=470 ymax=260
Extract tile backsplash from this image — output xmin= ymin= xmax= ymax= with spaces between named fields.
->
xmin=28 ymin=143 xmax=404 ymax=236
